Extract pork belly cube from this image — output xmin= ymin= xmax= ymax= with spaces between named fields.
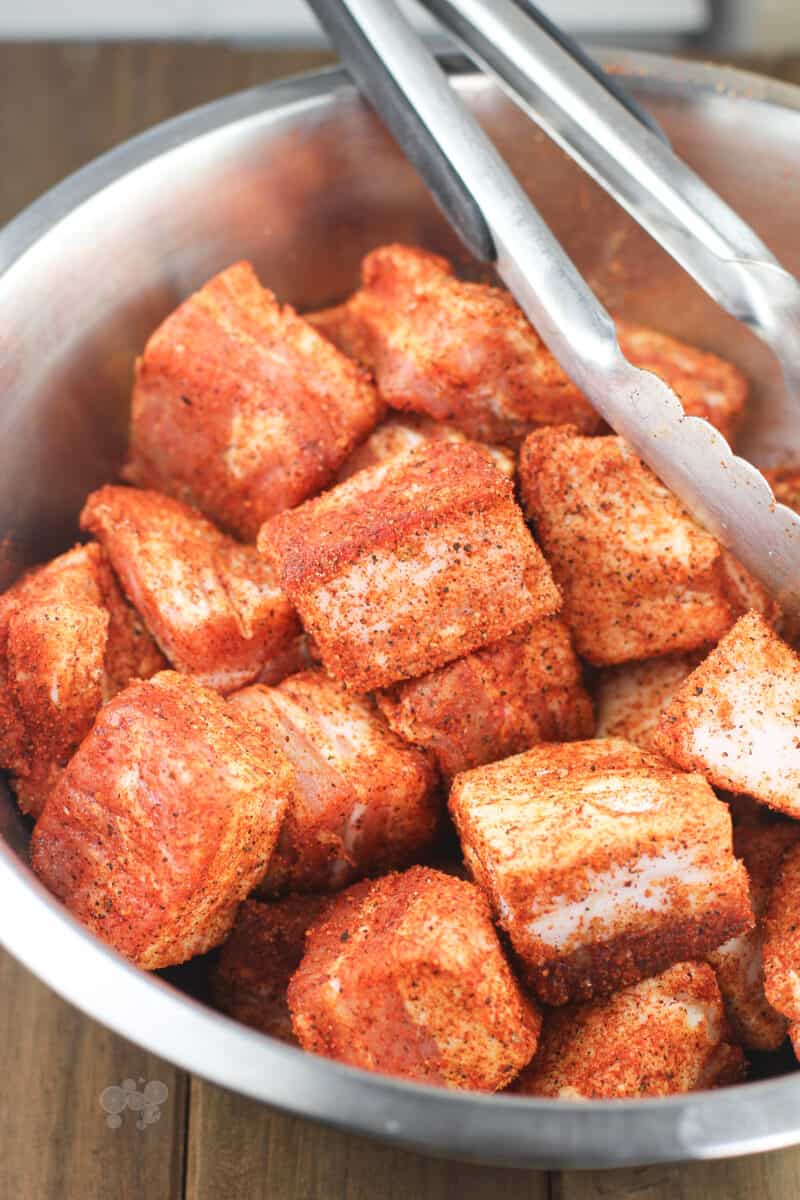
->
xmin=335 ymin=413 xmax=448 ymax=481
xmin=519 ymin=426 xmax=774 ymax=666
xmin=763 ymin=843 xmax=800 ymax=1046
xmin=82 ymin=486 xmax=300 ymax=694
xmin=123 ymin=262 xmax=383 ymax=540
xmin=228 ymin=669 xmax=439 ymax=893
xmin=260 ymin=441 xmax=560 ymax=691
xmin=514 ymin=962 xmax=744 ymax=1100
xmin=376 ymin=617 xmax=593 ymax=782
xmin=335 ymin=414 xmax=515 ymax=483
xmin=0 ymin=545 xmax=106 ymax=791
xmin=615 ymin=321 xmax=747 ymax=443
xmin=0 ymin=543 xmax=164 ymax=818
xmin=709 ymin=824 xmax=800 ymax=1051
xmin=213 ymin=895 xmax=331 ymax=1042
xmin=287 ymin=866 xmax=540 ymax=1090
xmin=594 ymin=653 xmax=704 ymax=752
xmin=11 ymin=762 xmax=67 ymax=825
xmin=308 ymin=243 xmax=599 ymax=446
xmin=449 ymin=738 xmax=752 ymax=1005
xmin=653 ymin=612 xmax=800 ymax=817
xmin=31 ymin=671 xmax=294 ymax=969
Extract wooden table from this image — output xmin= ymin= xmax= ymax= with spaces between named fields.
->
xmin=2 ymin=42 xmax=800 ymax=1200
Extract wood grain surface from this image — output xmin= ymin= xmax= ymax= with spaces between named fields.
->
xmin=2 ymin=41 xmax=800 ymax=1200
xmin=0 ymin=948 xmax=187 ymax=1200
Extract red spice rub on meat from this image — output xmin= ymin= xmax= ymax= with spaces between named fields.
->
xmin=519 ymin=425 xmax=774 ymax=666
xmin=653 ymin=612 xmax=800 ymax=817
xmin=0 ymin=542 xmax=164 ymax=818
xmin=709 ymin=824 xmax=800 ymax=1051
xmin=335 ymin=413 xmax=515 ymax=483
xmin=376 ymin=617 xmax=593 ymax=782
xmin=213 ymin=895 xmax=331 ymax=1042
xmin=287 ymin=866 xmax=540 ymax=1090
xmin=82 ymin=485 xmax=300 ymax=695
xmin=228 ymin=669 xmax=439 ymax=894
xmin=309 ymin=243 xmax=599 ymax=447
xmin=763 ymin=842 xmax=800 ymax=1057
xmin=310 ymin=246 xmax=747 ymax=447
xmin=594 ymin=652 xmax=705 ymax=752
xmin=30 ymin=671 xmax=294 ymax=969
xmin=123 ymin=261 xmax=383 ymax=540
xmin=259 ymin=440 xmax=560 ymax=691
xmin=514 ymin=962 xmax=744 ymax=1099
xmin=449 ymin=738 xmax=752 ymax=1005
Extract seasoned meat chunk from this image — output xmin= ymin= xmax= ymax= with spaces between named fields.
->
xmin=310 ymin=246 xmax=746 ymax=446
xmin=376 ymin=617 xmax=593 ymax=782
xmin=519 ymin=426 xmax=774 ymax=666
xmin=763 ymin=842 xmax=800 ymax=1056
xmin=653 ymin=612 xmax=800 ymax=817
xmin=0 ymin=545 xmax=106 ymax=790
xmin=709 ymin=825 xmax=800 ymax=1051
xmin=213 ymin=895 xmax=331 ymax=1042
xmin=30 ymin=671 xmax=294 ymax=969
xmin=124 ymin=261 xmax=383 ymax=540
xmin=11 ymin=761 xmax=68 ymax=825
xmin=594 ymin=653 xmax=704 ymax=751
xmin=96 ymin=550 xmax=167 ymax=696
xmin=0 ymin=543 xmax=164 ymax=818
xmin=449 ymin=738 xmax=752 ymax=1005
xmin=335 ymin=414 xmax=514 ymax=483
xmin=309 ymin=244 xmax=599 ymax=446
xmin=260 ymin=441 xmax=560 ymax=691
xmin=228 ymin=670 xmax=439 ymax=893
xmin=514 ymin=962 xmax=743 ymax=1099
xmin=287 ymin=866 xmax=540 ymax=1090
xmin=82 ymin=485 xmax=300 ymax=694
xmin=615 ymin=320 xmax=747 ymax=443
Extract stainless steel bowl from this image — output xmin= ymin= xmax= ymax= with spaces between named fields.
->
xmin=1 ymin=50 xmax=800 ymax=1169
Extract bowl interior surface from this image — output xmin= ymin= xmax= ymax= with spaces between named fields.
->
xmin=2 ymin=52 xmax=800 ymax=1168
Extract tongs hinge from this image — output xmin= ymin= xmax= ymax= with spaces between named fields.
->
xmin=308 ymin=0 xmax=800 ymax=619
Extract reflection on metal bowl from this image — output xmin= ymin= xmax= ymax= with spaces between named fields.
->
xmin=1 ymin=50 xmax=800 ymax=1168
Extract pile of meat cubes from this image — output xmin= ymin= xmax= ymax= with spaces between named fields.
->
xmin=7 ymin=243 xmax=800 ymax=1100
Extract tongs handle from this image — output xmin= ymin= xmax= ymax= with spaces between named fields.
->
xmin=417 ymin=0 xmax=790 ymax=331
xmin=508 ymin=0 xmax=669 ymax=145
xmin=307 ymin=0 xmax=800 ymax=619
xmin=306 ymin=0 xmax=620 ymax=397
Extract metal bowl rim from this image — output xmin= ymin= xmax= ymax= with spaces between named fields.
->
xmin=2 ymin=49 xmax=800 ymax=1168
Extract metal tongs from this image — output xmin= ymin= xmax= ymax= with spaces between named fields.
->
xmin=307 ymin=0 xmax=800 ymax=620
